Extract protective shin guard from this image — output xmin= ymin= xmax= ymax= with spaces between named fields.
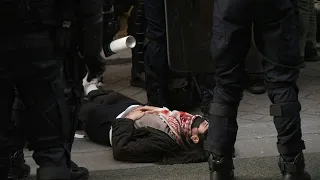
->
xmin=279 ymin=153 xmax=311 ymax=180
xmin=205 ymin=103 xmax=238 ymax=180
xmin=270 ymin=102 xmax=310 ymax=180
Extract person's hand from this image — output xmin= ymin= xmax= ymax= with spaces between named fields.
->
xmin=135 ymin=106 xmax=158 ymax=112
xmin=125 ymin=110 xmax=146 ymax=121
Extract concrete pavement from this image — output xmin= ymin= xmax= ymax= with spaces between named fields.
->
xmin=23 ymin=60 xmax=320 ymax=179
xmin=25 ymin=152 xmax=320 ymax=180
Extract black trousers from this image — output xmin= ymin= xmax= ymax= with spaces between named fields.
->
xmin=143 ymin=0 xmax=169 ymax=107
xmin=205 ymin=0 xmax=306 ymax=156
xmin=78 ymin=90 xmax=140 ymax=146
xmin=0 ymin=33 xmax=71 ymax=180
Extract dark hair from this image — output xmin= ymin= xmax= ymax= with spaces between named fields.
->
xmin=191 ymin=117 xmax=208 ymax=144
xmin=158 ymin=117 xmax=210 ymax=165
xmin=191 ymin=117 xmax=206 ymax=129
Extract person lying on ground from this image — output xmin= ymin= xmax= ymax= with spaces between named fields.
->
xmin=77 ymin=75 xmax=210 ymax=164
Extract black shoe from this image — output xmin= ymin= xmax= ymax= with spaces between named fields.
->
xmin=305 ymin=42 xmax=320 ymax=62
xmin=209 ymin=154 xmax=235 ymax=180
xmin=145 ymin=77 xmax=168 ymax=107
xmin=279 ymin=153 xmax=311 ymax=180
xmin=246 ymin=73 xmax=265 ymax=94
xmin=8 ymin=150 xmax=31 ymax=180
xmin=71 ymin=161 xmax=89 ymax=180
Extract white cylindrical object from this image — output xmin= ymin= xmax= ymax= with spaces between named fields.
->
xmin=109 ymin=36 xmax=136 ymax=54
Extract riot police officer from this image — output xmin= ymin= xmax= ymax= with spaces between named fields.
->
xmin=205 ymin=0 xmax=310 ymax=179
xmin=0 ymin=0 xmax=105 ymax=180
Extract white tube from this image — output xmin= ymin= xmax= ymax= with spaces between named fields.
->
xmin=108 ymin=36 xmax=136 ymax=54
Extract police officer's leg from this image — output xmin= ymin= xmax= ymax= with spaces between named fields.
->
xmin=62 ymin=54 xmax=90 ymax=180
xmin=129 ymin=0 xmax=147 ymax=89
xmin=8 ymin=91 xmax=30 ymax=180
xmin=144 ymin=0 xmax=169 ymax=107
xmin=205 ymin=0 xmax=252 ymax=179
xmin=19 ymin=73 xmax=72 ymax=180
xmin=297 ymin=0 xmax=311 ymax=63
xmin=17 ymin=37 xmax=71 ymax=180
xmin=305 ymin=0 xmax=320 ymax=62
xmin=254 ymin=0 xmax=310 ymax=179
xmin=0 ymin=63 xmax=14 ymax=179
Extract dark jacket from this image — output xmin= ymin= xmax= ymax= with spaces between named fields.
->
xmin=79 ymin=89 xmax=209 ymax=164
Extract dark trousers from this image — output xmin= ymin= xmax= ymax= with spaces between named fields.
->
xmin=0 ymin=33 xmax=71 ymax=180
xmin=205 ymin=0 xmax=306 ymax=156
xmin=297 ymin=0 xmax=317 ymax=57
xmin=245 ymin=38 xmax=263 ymax=74
xmin=144 ymin=0 xmax=170 ymax=106
xmin=79 ymin=90 xmax=139 ymax=146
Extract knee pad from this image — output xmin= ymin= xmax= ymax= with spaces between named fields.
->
xmin=270 ymin=102 xmax=306 ymax=155
xmin=208 ymin=103 xmax=238 ymax=117
xmin=270 ymin=102 xmax=301 ymax=118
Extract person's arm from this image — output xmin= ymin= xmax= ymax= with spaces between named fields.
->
xmin=77 ymin=0 xmax=106 ymax=81
xmin=112 ymin=118 xmax=175 ymax=163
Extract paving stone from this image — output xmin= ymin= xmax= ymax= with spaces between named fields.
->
xmin=132 ymin=91 xmax=148 ymax=104
xmin=112 ymin=79 xmax=131 ymax=87
xmin=237 ymin=111 xmax=248 ymax=117
xmin=298 ymin=75 xmax=315 ymax=83
xmin=300 ymin=98 xmax=320 ymax=111
xmin=257 ymin=116 xmax=273 ymax=123
xmin=238 ymin=102 xmax=260 ymax=112
xmin=119 ymin=86 xmax=144 ymax=97
xmin=300 ymin=69 xmax=320 ymax=77
xmin=240 ymin=113 xmax=265 ymax=121
xmin=244 ymin=97 xmax=271 ymax=108
xmin=305 ymin=91 xmax=320 ymax=101
xmin=237 ymin=118 xmax=255 ymax=124
xmin=103 ymin=83 xmax=126 ymax=91
xmin=254 ymin=107 xmax=269 ymax=115
xmin=299 ymin=89 xmax=312 ymax=98
xmin=303 ymin=108 xmax=320 ymax=116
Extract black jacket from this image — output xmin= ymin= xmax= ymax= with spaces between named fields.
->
xmin=79 ymin=89 xmax=209 ymax=164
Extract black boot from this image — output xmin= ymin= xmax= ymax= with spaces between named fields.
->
xmin=279 ymin=153 xmax=311 ymax=180
xmin=246 ymin=73 xmax=265 ymax=94
xmin=305 ymin=42 xmax=320 ymax=62
xmin=8 ymin=150 xmax=30 ymax=180
xmin=145 ymin=73 xmax=168 ymax=107
xmin=71 ymin=161 xmax=89 ymax=180
xmin=209 ymin=154 xmax=235 ymax=180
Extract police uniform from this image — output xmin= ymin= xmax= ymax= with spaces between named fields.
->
xmin=205 ymin=0 xmax=310 ymax=179
xmin=144 ymin=0 xmax=170 ymax=107
xmin=0 ymin=0 xmax=105 ymax=179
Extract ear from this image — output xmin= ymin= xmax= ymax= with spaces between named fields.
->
xmin=191 ymin=135 xmax=199 ymax=144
